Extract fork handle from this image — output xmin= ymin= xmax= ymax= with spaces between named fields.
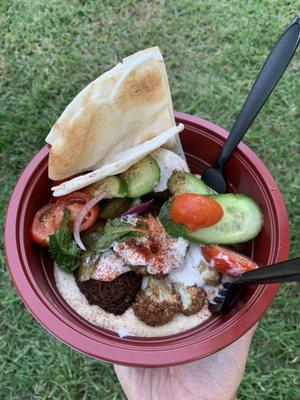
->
xmin=215 ymin=16 xmax=300 ymax=168
xmin=232 ymin=257 xmax=300 ymax=285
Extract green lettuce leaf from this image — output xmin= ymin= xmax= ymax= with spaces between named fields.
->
xmin=93 ymin=218 xmax=148 ymax=252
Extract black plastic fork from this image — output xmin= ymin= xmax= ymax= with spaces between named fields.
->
xmin=209 ymin=257 xmax=300 ymax=313
xmin=202 ymin=16 xmax=300 ymax=193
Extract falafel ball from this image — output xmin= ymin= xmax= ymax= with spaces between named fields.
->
xmin=133 ymin=277 xmax=180 ymax=326
xmin=75 ymin=270 xmax=142 ymax=315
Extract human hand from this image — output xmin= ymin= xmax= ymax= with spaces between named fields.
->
xmin=114 ymin=324 xmax=257 ymax=400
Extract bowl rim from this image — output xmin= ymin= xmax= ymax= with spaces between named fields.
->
xmin=4 ymin=112 xmax=290 ymax=366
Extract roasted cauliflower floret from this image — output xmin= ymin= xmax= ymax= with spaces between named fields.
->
xmin=173 ymin=283 xmax=207 ymax=316
xmin=113 ymin=215 xmax=188 ymax=277
xmin=198 ymin=260 xmax=221 ymax=286
xmin=133 ymin=277 xmax=180 ymax=326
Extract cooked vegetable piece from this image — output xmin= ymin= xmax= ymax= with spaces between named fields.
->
xmin=83 ymin=176 xmax=127 ymax=198
xmin=48 ymin=209 xmax=82 ymax=272
xmin=100 ymin=198 xmax=132 ymax=219
xmin=159 ymin=194 xmax=263 ymax=244
xmin=77 ymin=252 xmax=100 ymax=282
xmin=121 ymin=155 xmax=160 ymax=198
xmin=173 ymin=283 xmax=207 ymax=316
xmin=201 ymin=245 xmax=258 ymax=277
xmin=198 ymin=261 xmax=221 ymax=286
xmin=92 ymin=218 xmax=148 ymax=252
xmin=168 ymin=171 xmax=213 ymax=196
xmin=31 ymin=204 xmax=64 ymax=246
xmin=55 ymin=192 xmax=99 ymax=231
xmin=171 ymin=193 xmax=224 ymax=231
xmin=133 ymin=277 xmax=180 ymax=326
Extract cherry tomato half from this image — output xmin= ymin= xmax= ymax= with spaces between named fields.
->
xmin=55 ymin=192 xmax=99 ymax=231
xmin=170 ymin=193 xmax=224 ymax=232
xmin=201 ymin=245 xmax=258 ymax=277
xmin=31 ymin=204 xmax=64 ymax=246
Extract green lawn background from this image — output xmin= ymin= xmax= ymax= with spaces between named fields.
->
xmin=0 ymin=1 xmax=299 ymax=399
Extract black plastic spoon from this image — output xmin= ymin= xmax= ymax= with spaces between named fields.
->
xmin=209 ymin=257 xmax=300 ymax=313
xmin=202 ymin=16 xmax=300 ymax=193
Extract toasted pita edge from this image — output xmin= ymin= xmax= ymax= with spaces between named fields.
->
xmin=51 ymin=123 xmax=184 ymax=197
xmin=46 ymin=47 xmax=176 ymax=181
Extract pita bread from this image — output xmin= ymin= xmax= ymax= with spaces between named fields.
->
xmin=52 ymin=123 xmax=184 ymax=196
xmin=46 ymin=47 xmax=178 ymax=181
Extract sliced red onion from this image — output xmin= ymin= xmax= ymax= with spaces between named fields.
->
xmin=123 ymin=199 xmax=153 ymax=216
xmin=73 ymin=192 xmax=106 ymax=250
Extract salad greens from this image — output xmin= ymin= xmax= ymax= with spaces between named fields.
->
xmin=48 ymin=209 xmax=82 ymax=272
xmin=92 ymin=218 xmax=148 ymax=252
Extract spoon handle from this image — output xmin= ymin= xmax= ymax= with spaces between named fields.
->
xmin=231 ymin=257 xmax=300 ymax=285
xmin=216 ymin=16 xmax=300 ymax=168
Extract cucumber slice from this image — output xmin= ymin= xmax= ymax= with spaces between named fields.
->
xmin=100 ymin=198 xmax=132 ymax=219
xmin=131 ymin=198 xmax=142 ymax=206
xmin=159 ymin=194 xmax=263 ymax=244
xmin=121 ymin=155 xmax=160 ymax=198
xmin=84 ymin=176 xmax=127 ymax=199
xmin=168 ymin=171 xmax=214 ymax=196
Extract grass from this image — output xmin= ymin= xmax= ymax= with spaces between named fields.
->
xmin=0 ymin=1 xmax=299 ymax=399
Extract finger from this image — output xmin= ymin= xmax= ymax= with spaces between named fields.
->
xmin=114 ymin=364 xmax=137 ymax=395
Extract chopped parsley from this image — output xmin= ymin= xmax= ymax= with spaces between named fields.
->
xmin=48 ymin=209 xmax=82 ymax=272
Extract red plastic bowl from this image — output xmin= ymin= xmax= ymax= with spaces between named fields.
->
xmin=5 ymin=112 xmax=290 ymax=367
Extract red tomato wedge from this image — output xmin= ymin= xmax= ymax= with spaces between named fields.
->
xmin=170 ymin=193 xmax=224 ymax=232
xmin=54 ymin=192 xmax=99 ymax=231
xmin=31 ymin=204 xmax=64 ymax=246
xmin=201 ymin=245 xmax=258 ymax=277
